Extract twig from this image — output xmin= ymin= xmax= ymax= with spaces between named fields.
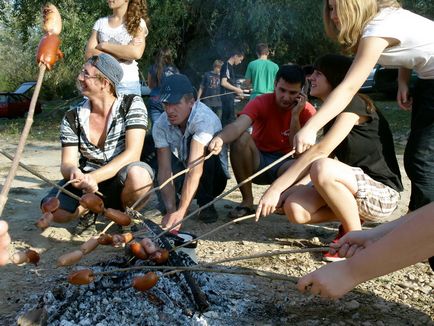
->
xmin=0 ymin=149 xmax=81 ymax=201
xmin=130 ymin=152 xmax=213 ymax=210
xmin=0 ymin=65 xmax=47 ymax=216
xmin=169 ymin=214 xmax=256 ymax=252
xmin=154 ymin=149 xmax=296 ymax=239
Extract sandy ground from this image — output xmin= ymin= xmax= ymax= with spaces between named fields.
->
xmin=0 ymin=141 xmax=432 ymax=325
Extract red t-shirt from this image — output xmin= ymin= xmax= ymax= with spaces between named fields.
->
xmin=240 ymin=93 xmax=316 ymax=153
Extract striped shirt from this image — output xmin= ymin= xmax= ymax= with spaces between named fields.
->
xmin=60 ymin=95 xmax=148 ymax=172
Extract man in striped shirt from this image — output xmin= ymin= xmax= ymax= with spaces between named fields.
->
xmin=41 ymin=54 xmax=154 ymax=234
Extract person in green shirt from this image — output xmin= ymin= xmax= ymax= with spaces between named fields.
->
xmin=245 ymin=43 xmax=279 ymax=100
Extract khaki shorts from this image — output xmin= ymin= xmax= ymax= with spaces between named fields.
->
xmin=353 ymin=167 xmax=400 ymax=222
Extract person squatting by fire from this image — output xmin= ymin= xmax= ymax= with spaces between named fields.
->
xmin=1 ymin=0 xmax=434 ymax=306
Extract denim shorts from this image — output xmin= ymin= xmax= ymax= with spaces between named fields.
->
xmin=41 ymin=161 xmax=154 ymax=213
xmin=252 ymin=151 xmax=294 ymax=185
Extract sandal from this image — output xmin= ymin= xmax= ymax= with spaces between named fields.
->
xmin=227 ymin=205 xmax=255 ymax=219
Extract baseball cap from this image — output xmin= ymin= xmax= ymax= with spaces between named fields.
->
xmin=159 ymin=74 xmax=195 ymax=104
xmin=87 ymin=53 xmax=123 ymax=96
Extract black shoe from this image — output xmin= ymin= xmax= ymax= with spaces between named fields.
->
xmin=198 ymin=205 xmax=218 ymax=224
xmin=73 ymin=212 xmax=98 ymax=237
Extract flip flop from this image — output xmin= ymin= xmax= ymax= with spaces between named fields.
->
xmin=227 ymin=205 xmax=255 ymax=219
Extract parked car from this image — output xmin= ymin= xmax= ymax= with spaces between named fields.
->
xmin=360 ymin=64 xmax=417 ymax=96
xmin=0 ymin=82 xmax=42 ymax=118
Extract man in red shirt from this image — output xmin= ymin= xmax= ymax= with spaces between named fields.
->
xmin=209 ymin=64 xmax=316 ymax=217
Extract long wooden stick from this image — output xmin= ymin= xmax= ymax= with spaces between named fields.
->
xmin=96 ymin=265 xmax=297 ymax=284
xmin=200 ymin=90 xmax=250 ymax=101
xmin=154 ymin=149 xmax=296 ymax=239
xmin=90 ymin=246 xmax=326 ymax=280
xmin=169 ymin=214 xmax=256 ymax=252
xmin=0 ymin=65 xmax=47 ymax=216
xmin=0 ymin=150 xmax=80 ymax=201
xmin=130 ymin=152 xmax=213 ymax=210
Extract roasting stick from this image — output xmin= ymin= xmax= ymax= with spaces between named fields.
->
xmin=167 ymin=247 xmax=328 ymax=275
xmin=0 ymin=66 xmax=47 ymax=217
xmin=199 ymin=88 xmax=250 ymax=101
xmin=130 ymin=152 xmax=213 ymax=210
xmin=93 ymin=265 xmax=297 ymax=284
xmin=99 ymin=153 xmax=215 ymax=236
xmin=0 ymin=150 xmax=104 ymax=199
xmin=168 ymin=214 xmax=256 ymax=253
xmin=153 ymin=149 xmax=296 ymax=240
xmin=76 ymin=246 xmax=327 ymax=284
xmin=0 ymin=4 xmax=63 ymax=216
xmin=0 ymin=150 xmax=80 ymax=200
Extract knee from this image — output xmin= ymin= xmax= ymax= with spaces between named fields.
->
xmin=283 ymin=199 xmax=309 ymax=224
xmin=310 ymin=158 xmax=336 ymax=187
xmin=125 ymin=165 xmax=153 ymax=187
xmin=230 ymin=131 xmax=251 ymax=153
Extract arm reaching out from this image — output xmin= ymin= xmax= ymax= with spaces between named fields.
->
xmin=293 ymin=37 xmax=389 ymax=154
xmin=208 ymin=115 xmax=252 ymax=155
xmin=0 ymin=221 xmax=10 ymax=265
xmin=298 ymin=203 xmax=434 ymax=299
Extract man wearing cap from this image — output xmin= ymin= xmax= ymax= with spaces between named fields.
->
xmin=152 ymin=74 xmax=229 ymax=230
xmin=41 ymin=53 xmax=154 ymax=235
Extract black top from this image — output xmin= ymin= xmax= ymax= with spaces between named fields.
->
xmin=220 ymin=61 xmax=235 ymax=94
xmin=200 ymin=71 xmax=222 ymax=108
xmin=324 ymin=95 xmax=403 ymax=192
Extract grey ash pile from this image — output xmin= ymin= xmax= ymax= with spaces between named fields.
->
xmin=18 ymin=254 xmax=264 ymax=326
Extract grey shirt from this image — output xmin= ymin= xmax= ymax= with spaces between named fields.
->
xmin=152 ymin=101 xmax=229 ymax=177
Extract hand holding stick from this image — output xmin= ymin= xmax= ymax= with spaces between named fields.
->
xmin=0 ymin=4 xmax=63 ymax=216
xmin=153 ymin=149 xmax=296 ymax=239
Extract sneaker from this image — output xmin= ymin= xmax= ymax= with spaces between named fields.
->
xmin=198 ymin=205 xmax=219 ymax=224
xmin=73 ymin=212 xmax=98 ymax=237
xmin=323 ymin=250 xmax=346 ymax=262
xmin=323 ymin=224 xmax=346 ymax=262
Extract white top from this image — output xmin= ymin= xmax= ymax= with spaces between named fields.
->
xmin=152 ymin=101 xmax=229 ymax=177
xmin=363 ymin=8 xmax=434 ymax=79
xmin=93 ymin=17 xmax=149 ymax=93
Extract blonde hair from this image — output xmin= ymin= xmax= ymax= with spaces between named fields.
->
xmin=323 ymin=0 xmax=401 ymax=53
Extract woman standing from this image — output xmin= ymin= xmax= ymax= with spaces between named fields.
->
xmin=256 ymin=54 xmax=403 ymax=262
xmin=293 ymin=0 xmax=434 ymax=213
xmin=85 ymin=0 xmax=149 ymax=95
xmin=147 ymin=47 xmax=179 ymax=124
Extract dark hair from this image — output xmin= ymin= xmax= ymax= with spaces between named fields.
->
xmin=302 ymin=65 xmax=314 ymax=76
xmin=314 ymin=54 xmax=376 ymax=113
xmin=256 ymin=43 xmax=269 ymax=56
xmin=275 ymin=64 xmax=305 ymax=87
xmin=229 ymin=48 xmax=244 ymax=58
xmin=313 ymin=54 xmax=353 ymax=88
xmin=155 ymin=47 xmax=174 ymax=85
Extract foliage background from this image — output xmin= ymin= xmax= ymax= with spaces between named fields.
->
xmin=0 ymin=0 xmax=433 ymax=99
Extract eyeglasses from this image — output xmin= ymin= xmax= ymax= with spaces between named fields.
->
xmin=79 ymin=69 xmax=100 ymax=80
